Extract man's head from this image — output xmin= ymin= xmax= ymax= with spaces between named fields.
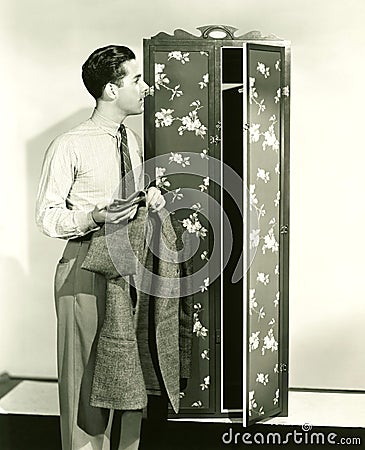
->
xmin=82 ymin=45 xmax=148 ymax=117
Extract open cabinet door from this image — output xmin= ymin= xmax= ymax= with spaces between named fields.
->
xmin=245 ymin=42 xmax=289 ymax=425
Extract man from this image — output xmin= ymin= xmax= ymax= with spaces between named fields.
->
xmin=36 ymin=45 xmax=168 ymax=450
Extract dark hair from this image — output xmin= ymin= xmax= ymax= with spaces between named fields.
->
xmin=81 ymin=45 xmax=136 ymax=100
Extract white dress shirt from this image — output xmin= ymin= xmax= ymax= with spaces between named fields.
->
xmin=36 ymin=109 xmax=143 ymax=239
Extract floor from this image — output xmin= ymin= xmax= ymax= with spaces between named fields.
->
xmin=1 ymin=380 xmax=364 ymax=428
xmin=0 ymin=378 xmax=364 ymax=449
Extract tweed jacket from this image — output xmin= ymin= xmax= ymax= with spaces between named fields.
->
xmin=81 ymin=205 xmax=193 ymax=414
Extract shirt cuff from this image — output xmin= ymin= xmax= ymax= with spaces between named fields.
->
xmin=88 ymin=211 xmax=99 ymax=227
xmin=75 ymin=210 xmax=100 ymax=235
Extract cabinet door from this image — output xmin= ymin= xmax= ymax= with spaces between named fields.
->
xmin=144 ymin=42 xmax=217 ymax=413
xmin=246 ymin=43 xmax=289 ymax=424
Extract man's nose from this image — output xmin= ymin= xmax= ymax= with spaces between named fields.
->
xmin=141 ymin=80 xmax=150 ymax=96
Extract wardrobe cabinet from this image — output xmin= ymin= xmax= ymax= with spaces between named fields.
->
xmin=143 ymin=25 xmax=290 ymax=425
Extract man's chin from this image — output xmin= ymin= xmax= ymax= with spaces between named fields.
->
xmin=129 ymin=108 xmax=143 ymax=116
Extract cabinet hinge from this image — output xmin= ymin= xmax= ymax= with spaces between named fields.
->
xmin=280 ymin=225 xmax=289 ymax=234
xmin=215 ymin=329 xmax=221 ymax=344
xmin=279 ymin=363 xmax=288 ymax=372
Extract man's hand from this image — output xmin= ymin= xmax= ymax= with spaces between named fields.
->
xmin=91 ymin=202 xmax=138 ymax=224
xmin=146 ymin=187 xmax=166 ymax=212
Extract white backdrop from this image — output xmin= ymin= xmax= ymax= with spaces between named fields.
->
xmin=1 ymin=0 xmax=364 ymax=390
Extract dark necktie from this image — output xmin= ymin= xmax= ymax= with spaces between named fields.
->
xmin=118 ymin=124 xmax=135 ymax=197
xmin=119 ymin=125 xmax=138 ymax=313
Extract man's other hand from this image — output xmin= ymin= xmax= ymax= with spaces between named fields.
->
xmin=146 ymin=187 xmax=166 ymax=212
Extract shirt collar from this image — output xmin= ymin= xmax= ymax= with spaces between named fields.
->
xmin=90 ymin=108 xmax=121 ymax=137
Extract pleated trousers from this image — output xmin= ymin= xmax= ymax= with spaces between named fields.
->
xmin=54 ymin=238 xmax=142 ymax=450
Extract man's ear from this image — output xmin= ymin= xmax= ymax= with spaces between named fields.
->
xmin=103 ymin=82 xmax=118 ymax=100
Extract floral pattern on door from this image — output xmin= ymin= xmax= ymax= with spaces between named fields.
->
xmin=247 ymin=48 xmax=287 ymax=419
xmin=152 ymin=50 xmax=212 ymax=409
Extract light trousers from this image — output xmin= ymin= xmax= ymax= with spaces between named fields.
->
xmin=54 ymin=239 xmax=142 ymax=450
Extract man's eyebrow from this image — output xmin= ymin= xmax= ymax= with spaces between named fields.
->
xmin=134 ymin=74 xmax=142 ymax=80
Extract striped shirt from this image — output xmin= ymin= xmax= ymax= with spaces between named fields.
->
xmin=35 ymin=109 xmax=143 ymax=239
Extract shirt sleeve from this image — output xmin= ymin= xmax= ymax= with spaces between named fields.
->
xmin=35 ymin=134 xmax=99 ymax=239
